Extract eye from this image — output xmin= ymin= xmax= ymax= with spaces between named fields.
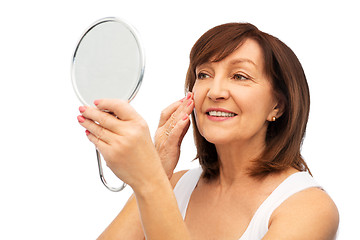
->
xmin=197 ymin=72 xmax=210 ymax=80
xmin=233 ymin=73 xmax=249 ymax=81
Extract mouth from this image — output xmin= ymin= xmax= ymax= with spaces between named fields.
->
xmin=205 ymin=108 xmax=237 ymax=118
xmin=207 ymin=111 xmax=236 ymax=117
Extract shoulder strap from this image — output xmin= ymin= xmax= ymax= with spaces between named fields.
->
xmin=241 ymin=172 xmax=322 ymax=239
xmin=174 ymin=167 xmax=203 ymax=219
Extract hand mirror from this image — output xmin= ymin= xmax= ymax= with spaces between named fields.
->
xmin=71 ymin=17 xmax=145 ymax=192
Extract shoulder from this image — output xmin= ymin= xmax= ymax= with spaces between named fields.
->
xmin=169 ymin=170 xmax=189 ymax=188
xmin=264 ymin=187 xmax=339 ymax=239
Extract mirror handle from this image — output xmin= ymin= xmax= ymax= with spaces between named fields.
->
xmin=96 ymin=149 xmax=127 ymax=192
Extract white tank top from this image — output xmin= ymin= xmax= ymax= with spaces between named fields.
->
xmin=173 ymin=167 xmax=321 ymax=240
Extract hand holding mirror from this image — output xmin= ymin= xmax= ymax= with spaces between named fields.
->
xmin=71 ymin=17 xmax=145 ymax=192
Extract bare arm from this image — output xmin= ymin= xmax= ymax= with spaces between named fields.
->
xmin=97 ymin=171 xmax=188 ymax=240
xmin=263 ymin=188 xmax=339 ymax=240
xmin=78 ymin=97 xmax=194 ymax=240
xmin=97 ymin=194 xmax=144 ymax=240
xmin=133 ymin=171 xmax=191 ymax=240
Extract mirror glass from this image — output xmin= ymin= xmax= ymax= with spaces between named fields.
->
xmin=72 ymin=17 xmax=145 ymax=106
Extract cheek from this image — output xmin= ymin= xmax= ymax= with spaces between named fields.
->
xmin=192 ymin=91 xmax=201 ymax=122
xmin=231 ymin=88 xmax=275 ymax=118
xmin=192 ymin=85 xmax=206 ymax=130
xmin=192 ymin=84 xmax=204 ymax=112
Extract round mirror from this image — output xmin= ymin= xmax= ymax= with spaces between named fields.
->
xmin=71 ymin=17 xmax=145 ymax=192
xmin=72 ymin=17 xmax=145 ymax=106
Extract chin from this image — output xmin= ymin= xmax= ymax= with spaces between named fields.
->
xmin=201 ymin=131 xmax=236 ymax=146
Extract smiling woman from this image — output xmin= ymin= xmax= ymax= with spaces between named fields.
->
xmin=78 ymin=22 xmax=339 ymax=240
xmin=192 ymin=39 xmax=281 ymax=173
xmin=186 ymin=23 xmax=312 ymax=181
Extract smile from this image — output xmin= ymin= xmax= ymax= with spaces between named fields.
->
xmin=207 ymin=111 xmax=236 ymax=117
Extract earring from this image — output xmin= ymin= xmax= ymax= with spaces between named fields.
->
xmin=272 ymin=116 xmax=276 ymax=122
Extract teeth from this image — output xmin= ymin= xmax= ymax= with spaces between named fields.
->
xmin=208 ymin=111 xmax=235 ymax=117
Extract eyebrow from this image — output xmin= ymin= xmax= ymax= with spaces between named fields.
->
xmin=196 ymin=58 xmax=258 ymax=71
xmin=229 ymin=58 xmax=257 ymax=68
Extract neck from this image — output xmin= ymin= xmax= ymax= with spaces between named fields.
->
xmin=214 ymin=139 xmax=266 ymax=187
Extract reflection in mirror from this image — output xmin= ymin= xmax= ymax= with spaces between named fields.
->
xmin=71 ymin=17 xmax=145 ymax=191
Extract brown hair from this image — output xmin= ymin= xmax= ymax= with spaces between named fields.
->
xmin=185 ymin=23 xmax=311 ymax=180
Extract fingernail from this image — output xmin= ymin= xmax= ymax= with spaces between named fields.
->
xmin=85 ymin=130 xmax=90 ymax=136
xmin=180 ymin=96 xmax=186 ymax=102
xmin=186 ymin=92 xmax=191 ymax=100
xmin=94 ymin=100 xmax=100 ymax=106
xmin=79 ymin=106 xmax=86 ymax=113
xmin=77 ymin=115 xmax=85 ymax=123
xmin=182 ymin=114 xmax=189 ymax=121
xmin=187 ymin=100 xmax=193 ymax=107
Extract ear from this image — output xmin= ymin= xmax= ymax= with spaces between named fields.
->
xmin=267 ymin=99 xmax=285 ymax=122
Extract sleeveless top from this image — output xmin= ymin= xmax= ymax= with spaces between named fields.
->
xmin=173 ymin=167 xmax=322 ymax=240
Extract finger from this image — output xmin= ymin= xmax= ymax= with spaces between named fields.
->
xmin=86 ymin=130 xmax=109 ymax=153
xmin=158 ymin=101 xmax=182 ymax=127
xmin=80 ymin=106 xmax=123 ymax=133
xmin=94 ymin=99 xmax=140 ymax=121
xmin=173 ymin=93 xmax=194 ymax=120
xmin=183 ymin=94 xmax=195 ymax=115
xmin=78 ymin=115 xmax=115 ymax=144
xmin=158 ymin=92 xmax=193 ymax=127
xmin=162 ymin=95 xmax=194 ymax=132
xmin=166 ymin=114 xmax=191 ymax=147
xmin=178 ymin=117 xmax=191 ymax=145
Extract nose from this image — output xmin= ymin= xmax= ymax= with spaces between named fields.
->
xmin=206 ymin=77 xmax=230 ymax=101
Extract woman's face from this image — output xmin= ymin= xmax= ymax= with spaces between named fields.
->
xmin=193 ymin=39 xmax=281 ymax=147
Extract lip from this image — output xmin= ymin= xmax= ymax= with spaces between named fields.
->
xmin=205 ymin=108 xmax=237 ymax=121
xmin=205 ymin=108 xmax=236 ymax=114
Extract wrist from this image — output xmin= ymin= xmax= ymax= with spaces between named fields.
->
xmin=132 ymin=166 xmax=171 ymax=199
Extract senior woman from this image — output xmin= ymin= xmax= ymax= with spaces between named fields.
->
xmin=77 ymin=23 xmax=339 ymax=239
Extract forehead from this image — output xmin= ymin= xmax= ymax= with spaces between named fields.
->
xmin=231 ymin=39 xmax=264 ymax=66
xmin=197 ymin=38 xmax=265 ymax=71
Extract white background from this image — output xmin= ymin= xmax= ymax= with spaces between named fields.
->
xmin=1 ymin=0 xmax=359 ymax=239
